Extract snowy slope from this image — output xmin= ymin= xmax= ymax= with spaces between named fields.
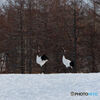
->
xmin=0 ymin=73 xmax=100 ymax=100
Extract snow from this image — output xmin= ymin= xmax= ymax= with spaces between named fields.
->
xmin=62 ymin=55 xmax=72 ymax=68
xmin=0 ymin=73 xmax=100 ymax=100
xmin=36 ymin=55 xmax=48 ymax=67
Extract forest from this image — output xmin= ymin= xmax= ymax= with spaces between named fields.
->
xmin=0 ymin=0 xmax=100 ymax=73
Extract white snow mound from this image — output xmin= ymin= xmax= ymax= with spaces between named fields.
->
xmin=0 ymin=73 xmax=100 ymax=100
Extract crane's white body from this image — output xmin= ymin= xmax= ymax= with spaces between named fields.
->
xmin=36 ymin=55 xmax=48 ymax=67
xmin=62 ymin=55 xmax=72 ymax=68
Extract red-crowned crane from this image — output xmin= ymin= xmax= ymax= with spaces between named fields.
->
xmin=36 ymin=54 xmax=48 ymax=67
xmin=62 ymin=48 xmax=74 ymax=72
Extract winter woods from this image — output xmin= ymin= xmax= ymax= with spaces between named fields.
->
xmin=0 ymin=0 xmax=100 ymax=73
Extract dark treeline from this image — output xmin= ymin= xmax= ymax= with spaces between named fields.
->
xmin=0 ymin=0 xmax=100 ymax=73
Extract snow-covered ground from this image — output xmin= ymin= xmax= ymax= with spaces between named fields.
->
xmin=0 ymin=73 xmax=100 ymax=100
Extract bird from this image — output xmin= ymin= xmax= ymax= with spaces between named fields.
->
xmin=36 ymin=55 xmax=48 ymax=67
xmin=62 ymin=47 xmax=74 ymax=69
xmin=62 ymin=55 xmax=74 ymax=69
